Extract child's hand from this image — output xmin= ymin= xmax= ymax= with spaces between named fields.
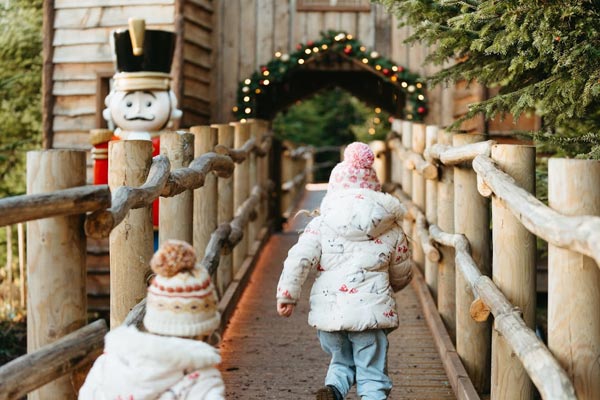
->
xmin=277 ymin=302 xmax=295 ymax=317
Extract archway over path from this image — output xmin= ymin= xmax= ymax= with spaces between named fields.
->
xmin=233 ymin=31 xmax=429 ymax=122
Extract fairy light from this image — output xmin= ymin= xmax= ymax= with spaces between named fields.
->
xmin=263 ymin=70 xmax=270 ymax=76
xmin=298 ymin=59 xmax=305 ymax=64
xmin=391 ymin=76 xmax=397 ymax=82
xmin=408 ymin=85 xmax=415 ymax=93
xmin=232 ymin=106 xmax=238 ymax=112
xmin=392 ymin=66 xmax=398 ymax=72
xmin=244 ymin=79 xmax=251 ymax=85
xmin=263 ymin=79 xmax=270 ymax=86
xmin=242 ymin=86 xmax=250 ymax=93
xmin=370 ymin=51 xmax=379 ymax=58
xmin=362 ymin=58 xmax=369 ymax=64
xmin=243 ymin=96 xmax=250 ymax=102
xmin=321 ymin=44 xmax=328 ymax=50
xmin=375 ymin=65 xmax=382 ymax=71
xmin=245 ymin=107 xmax=252 ymax=114
xmin=275 ymin=51 xmax=282 ymax=58
xmin=255 ymin=88 xmax=261 ymax=94
xmin=401 ymin=82 xmax=408 ymax=88
xmin=418 ymin=94 xmax=425 ymax=101
xmin=305 ymin=48 xmax=312 ymax=55
xmin=360 ymin=46 xmax=366 ymax=52
xmin=374 ymin=117 xmax=381 ymax=124
xmin=313 ymin=47 xmax=319 ymax=52
xmin=346 ymin=34 xmax=353 ymax=40
xmin=375 ymin=107 xmax=381 ymax=114
xmin=416 ymin=83 xmax=423 ymax=89
xmin=240 ymin=118 xmax=247 ymax=122
xmin=368 ymin=128 xmax=376 ymax=135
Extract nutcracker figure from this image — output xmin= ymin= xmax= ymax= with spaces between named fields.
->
xmin=91 ymin=18 xmax=182 ymax=229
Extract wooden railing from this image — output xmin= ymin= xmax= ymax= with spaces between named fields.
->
xmin=387 ymin=121 xmax=600 ymax=400
xmin=0 ymin=119 xmax=275 ymax=400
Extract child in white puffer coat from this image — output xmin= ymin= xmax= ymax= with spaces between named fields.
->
xmin=276 ymin=142 xmax=412 ymax=400
xmin=79 ymin=240 xmax=225 ymax=400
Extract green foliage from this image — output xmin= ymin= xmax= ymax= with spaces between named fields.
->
xmin=379 ymin=0 xmax=600 ymax=158
xmin=0 ymin=0 xmax=43 ymax=197
xmin=235 ymin=30 xmax=428 ymax=122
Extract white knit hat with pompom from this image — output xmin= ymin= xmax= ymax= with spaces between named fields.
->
xmin=143 ymin=239 xmax=220 ymax=338
xmin=327 ymin=142 xmax=381 ymax=192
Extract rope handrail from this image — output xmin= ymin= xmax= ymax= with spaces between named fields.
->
xmin=0 ymin=319 xmax=108 ymax=400
xmin=0 ymin=185 xmax=111 ymax=228
xmin=427 ymin=224 xmax=577 ymax=400
xmin=473 ymin=154 xmax=600 ymax=266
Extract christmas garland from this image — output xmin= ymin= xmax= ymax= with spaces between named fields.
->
xmin=233 ymin=30 xmax=428 ymax=121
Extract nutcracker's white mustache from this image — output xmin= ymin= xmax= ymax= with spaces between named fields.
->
xmin=124 ymin=115 xmax=156 ymax=121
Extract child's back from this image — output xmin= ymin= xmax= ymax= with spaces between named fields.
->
xmin=276 ymin=142 xmax=412 ymax=400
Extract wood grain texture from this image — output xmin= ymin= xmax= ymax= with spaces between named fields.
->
xmin=159 ymin=132 xmax=194 ymax=244
xmin=43 ymin=0 xmax=56 ymax=148
xmin=0 ymin=320 xmax=107 ymax=400
xmin=106 ymin=141 xmax=154 ymax=329
xmin=548 ymin=158 xmax=600 ymax=400
xmin=231 ymin=122 xmax=251 ymax=275
xmin=453 ymin=134 xmax=491 ymax=394
xmin=490 ymin=145 xmax=536 ymax=400
xmin=26 ymin=150 xmax=87 ymax=400
xmin=424 ymin=125 xmax=439 ymax=297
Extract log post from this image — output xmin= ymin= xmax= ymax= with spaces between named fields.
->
xmin=305 ymin=147 xmax=314 ymax=184
xmin=257 ymin=119 xmax=270 ymax=226
xmin=412 ymin=124 xmax=426 ymax=270
xmin=159 ymin=132 xmax=194 ymax=245
xmin=247 ymin=121 xmax=259 ymax=246
xmin=453 ymin=133 xmax=491 ymax=393
xmin=281 ymin=149 xmax=293 ymax=217
xmin=490 ymin=145 xmax=536 ymax=400
xmin=213 ymin=124 xmax=234 ymax=295
xmin=26 ymin=150 xmax=87 ymax=400
xmin=389 ymin=133 xmax=403 ymax=188
xmin=371 ymin=140 xmax=388 ymax=184
xmin=425 ymin=125 xmax=439 ymax=298
xmin=548 ymin=158 xmax=600 ymax=400
xmin=231 ymin=121 xmax=250 ymax=275
xmin=191 ymin=126 xmax=218 ymax=260
xmin=108 ymin=141 xmax=153 ymax=329
xmin=401 ymin=121 xmax=413 ymax=240
xmin=436 ymin=130 xmax=456 ymax=341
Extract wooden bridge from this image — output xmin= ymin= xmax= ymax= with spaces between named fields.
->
xmin=0 ymin=119 xmax=599 ymax=400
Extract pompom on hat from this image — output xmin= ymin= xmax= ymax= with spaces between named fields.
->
xmin=327 ymin=142 xmax=381 ymax=192
xmin=143 ymin=239 xmax=220 ymax=338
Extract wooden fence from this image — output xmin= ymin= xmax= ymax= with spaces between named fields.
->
xmin=385 ymin=121 xmax=600 ymax=400
xmin=0 ymin=119 xmax=317 ymax=400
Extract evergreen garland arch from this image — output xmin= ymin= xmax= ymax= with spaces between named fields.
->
xmin=233 ymin=31 xmax=428 ymax=122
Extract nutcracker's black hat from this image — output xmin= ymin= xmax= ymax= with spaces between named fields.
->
xmin=113 ymin=27 xmax=175 ymax=74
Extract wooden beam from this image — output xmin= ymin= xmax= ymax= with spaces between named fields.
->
xmin=0 ymin=185 xmax=110 ymax=227
xmin=42 ymin=0 xmax=56 ymax=149
xmin=0 ymin=320 xmax=107 ymax=400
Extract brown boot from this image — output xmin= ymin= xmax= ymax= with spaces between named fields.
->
xmin=316 ymin=385 xmax=341 ymax=400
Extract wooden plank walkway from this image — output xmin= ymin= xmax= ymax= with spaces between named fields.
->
xmin=220 ymin=185 xmax=455 ymax=399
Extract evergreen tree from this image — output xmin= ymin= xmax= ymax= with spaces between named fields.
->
xmin=379 ymin=0 xmax=600 ymax=158
xmin=0 ymin=0 xmax=43 ymax=197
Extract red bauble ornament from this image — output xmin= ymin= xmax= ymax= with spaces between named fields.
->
xmin=260 ymin=65 xmax=267 ymax=72
xmin=343 ymin=47 xmax=352 ymax=55
xmin=307 ymin=40 xmax=314 ymax=46
xmin=417 ymin=106 xmax=426 ymax=114
xmin=398 ymin=66 xmax=404 ymax=72
xmin=296 ymin=43 xmax=303 ymax=50
xmin=382 ymin=68 xmax=390 ymax=76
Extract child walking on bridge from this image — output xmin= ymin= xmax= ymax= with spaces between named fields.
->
xmin=276 ymin=142 xmax=413 ymax=400
xmin=79 ymin=240 xmax=225 ymax=400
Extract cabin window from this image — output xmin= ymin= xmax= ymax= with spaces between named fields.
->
xmin=296 ymin=0 xmax=371 ymax=12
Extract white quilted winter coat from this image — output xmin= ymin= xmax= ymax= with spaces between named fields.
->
xmin=277 ymin=188 xmax=412 ymax=332
xmin=79 ymin=326 xmax=225 ymax=400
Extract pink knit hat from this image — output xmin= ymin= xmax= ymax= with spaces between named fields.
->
xmin=327 ymin=142 xmax=381 ymax=192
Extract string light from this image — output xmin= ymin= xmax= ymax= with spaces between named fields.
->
xmin=370 ymin=51 xmax=379 ymax=58
xmin=245 ymin=107 xmax=252 ymax=114
xmin=281 ymin=54 xmax=290 ymax=62
xmin=243 ymin=96 xmax=250 ymax=102
xmin=362 ymin=58 xmax=369 ymax=64
xmin=401 ymin=82 xmax=408 ymax=88
xmin=375 ymin=65 xmax=382 ymax=70
xmin=374 ymin=117 xmax=381 ymax=124
xmin=408 ymin=85 xmax=416 ymax=93
xmin=263 ymin=79 xmax=270 ymax=85
xmin=321 ymin=44 xmax=328 ymax=50
xmin=375 ymin=107 xmax=381 ymax=114
xmin=416 ymin=83 xmax=423 ymax=89
xmin=275 ymin=51 xmax=282 ymax=58
xmin=255 ymin=88 xmax=261 ymax=94
xmin=244 ymin=79 xmax=251 ymax=85
xmin=232 ymin=106 xmax=238 ymax=112
xmin=242 ymin=86 xmax=250 ymax=93
xmin=391 ymin=76 xmax=397 ymax=82
xmin=392 ymin=66 xmax=398 ymax=72
xmin=312 ymin=47 xmax=319 ymax=52
xmin=360 ymin=46 xmax=366 ymax=52
xmin=368 ymin=128 xmax=376 ymax=135
xmin=346 ymin=34 xmax=353 ymax=40
xmin=240 ymin=118 xmax=247 ymax=122
xmin=418 ymin=94 xmax=425 ymax=101
xmin=305 ymin=48 xmax=312 ymax=55
xmin=298 ymin=59 xmax=305 ymax=64
xmin=263 ymin=70 xmax=270 ymax=76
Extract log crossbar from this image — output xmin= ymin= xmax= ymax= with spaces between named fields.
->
xmin=424 ymin=140 xmax=495 ymax=166
xmin=0 ymin=320 xmax=108 ymax=400
xmin=0 ymin=185 xmax=111 ymax=227
xmin=427 ymin=224 xmax=577 ymax=399
xmin=473 ymin=154 xmax=600 ymax=267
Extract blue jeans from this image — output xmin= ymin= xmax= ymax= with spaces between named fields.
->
xmin=317 ymin=329 xmax=392 ymax=400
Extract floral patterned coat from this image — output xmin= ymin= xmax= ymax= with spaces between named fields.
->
xmin=277 ymin=188 xmax=412 ymax=332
